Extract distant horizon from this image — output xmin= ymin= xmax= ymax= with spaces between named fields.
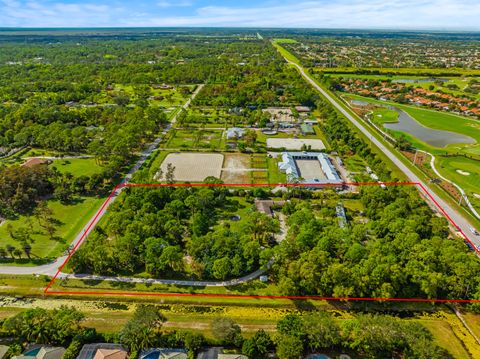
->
xmin=1 ymin=0 xmax=480 ymax=30
xmin=1 ymin=26 xmax=480 ymax=33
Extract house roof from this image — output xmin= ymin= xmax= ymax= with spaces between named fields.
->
xmin=140 ymin=349 xmax=187 ymax=359
xmin=37 ymin=347 xmax=65 ymax=359
xmin=93 ymin=349 xmax=127 ymax=359
xmin=13 ymin=347 xmax=65 ymax=359
xmin=77 ymin=344 xmax=128 ymax=359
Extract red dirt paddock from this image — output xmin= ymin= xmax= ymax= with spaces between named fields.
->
xmin=44 ymin=181 xmax=480 ymax=303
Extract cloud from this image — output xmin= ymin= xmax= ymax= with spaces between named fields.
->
xmin=1 ymin=0 xmax=479 ymax=29
xmin=157 ymin=0 xmax=192 ymax=8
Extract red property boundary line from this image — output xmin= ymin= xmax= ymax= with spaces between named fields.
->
xmin=44 ymin=181 xmax=480 ymax=303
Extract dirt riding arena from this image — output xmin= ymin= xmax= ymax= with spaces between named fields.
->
xmin=295 ymin=159 xmax=327 ymax=180
xmin=267 ymin=138 xmax=325 ymax=150
xmin=159 ymin=153 xmax=224 ymax=182
xmin=221 ymin=154 xmax=264 ymax=184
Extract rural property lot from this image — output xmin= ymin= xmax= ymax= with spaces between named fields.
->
xmin=159 ymin=153 xmax=224 ymax=182
xmin=267 ymin=138 xmax=325 ymax=150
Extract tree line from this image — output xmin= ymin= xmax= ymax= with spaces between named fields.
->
xmin=0 ymin=305 xmax=452 ymax=359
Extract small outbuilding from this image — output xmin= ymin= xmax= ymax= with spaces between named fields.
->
xmin=300 ymin=123 xmax=315 ymax=135
xmin=226 ymin=127 xmax=246 ymax=140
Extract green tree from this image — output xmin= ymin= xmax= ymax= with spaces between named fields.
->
xmin=275 ymin=335 xmax=303 ymax=359
xmin=242 ymin=329 xmax=272 ymax=358
xmin=211 ymin=317 xmax=243 ymax=346
xmin=119 ymin=305 xmax=166 ymax=352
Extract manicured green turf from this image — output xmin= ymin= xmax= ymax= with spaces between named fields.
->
xmin=436 ymin=156 xmax=480 ymax=201
xmin=371 ymin=107 xmax=399 ymax=124
xmin=0 ymin=196 xmax=105 ymax=263
xmin=267 ymin=156 xmax=287 ymax=184
xmin=52 ymin=158 xmax=104 ymax=177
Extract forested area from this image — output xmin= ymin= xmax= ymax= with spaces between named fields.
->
xmin=0 ymin=34 xmax=278 ymax=156
xmin=68 ymin=184 xmax=279 ymax=280
xmin=271 ymin=184 xmax=480 ymax=300
xmin=193 ymin=64 xmax=319 ymax=107
xmin=0 ymin=305 xmax=451 ymax=359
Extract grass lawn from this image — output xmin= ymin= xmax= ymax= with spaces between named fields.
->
xmin=0 ymin=196 xmax=105 ymax=264
xmin=272 ymin=40 xmax=301 ymax=65
xmin=436 ymin=156 xmax=480 ymax=204
xmin=461 ymin=311 xmax=480 ymax=339
xmin=273 ymin=38 xmax=298 ymax=44
xmin=371 ymin=107 xmax=399 ymax=124
xmin=52 ymin=158 xmax=104 ymax=177
xmin=113 ymin=84 xmax=192 ymax=108
xmin=416 ymin=318 xmax=470 ymax=359
xmin=165 ymin=129 xmax=224 ymax=150
xmin=267 ymin=156 xmax=287 ymax=184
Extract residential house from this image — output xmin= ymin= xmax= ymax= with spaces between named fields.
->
xmin=13 ymin=346 xmax=65 ymax=359
xmin=77 ymin=344 xmax=128 ymax=359
xmin=140 ymin=349 xmax=187 ymax=359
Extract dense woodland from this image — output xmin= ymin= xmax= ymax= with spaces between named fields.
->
xmin=68 ymin=184 xmax=279 ymax=280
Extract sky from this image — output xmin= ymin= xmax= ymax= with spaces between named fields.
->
xmin=1 ymin=0 xmax=480 ymax=30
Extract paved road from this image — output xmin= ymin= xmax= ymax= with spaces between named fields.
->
xmin=283 ymin=57 xmax=480 ymax=249
xmin=57 ymin=261 xmax=271 ymax=287
xmin=0 ymin=84 xmax=204 ymax=276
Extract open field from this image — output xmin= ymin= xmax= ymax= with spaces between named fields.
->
xmin=165 ymin=129 xmax=224 ymax=150
xmin=417 ymin=318 xmax=471 ymax=359
xmin=113 ymin=84 xmax=194 ymax=107
xmin=0 ymin=288 xmax=478 ymax=357
xmin=272 ymin=40 xmax=301 ymax=65
xmin=0 ymin=196 xmax=105 ymax=264
xmin=159 ymin=152 xmax=224 ymax=182
xmin=52 ymin=158 xmax=104 ymax=177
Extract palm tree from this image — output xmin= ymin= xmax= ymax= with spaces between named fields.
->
xmin=23 ymin=244 xmax=32 ymax=259
xmin=6 ymin=244 xmax=15 ymax=259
